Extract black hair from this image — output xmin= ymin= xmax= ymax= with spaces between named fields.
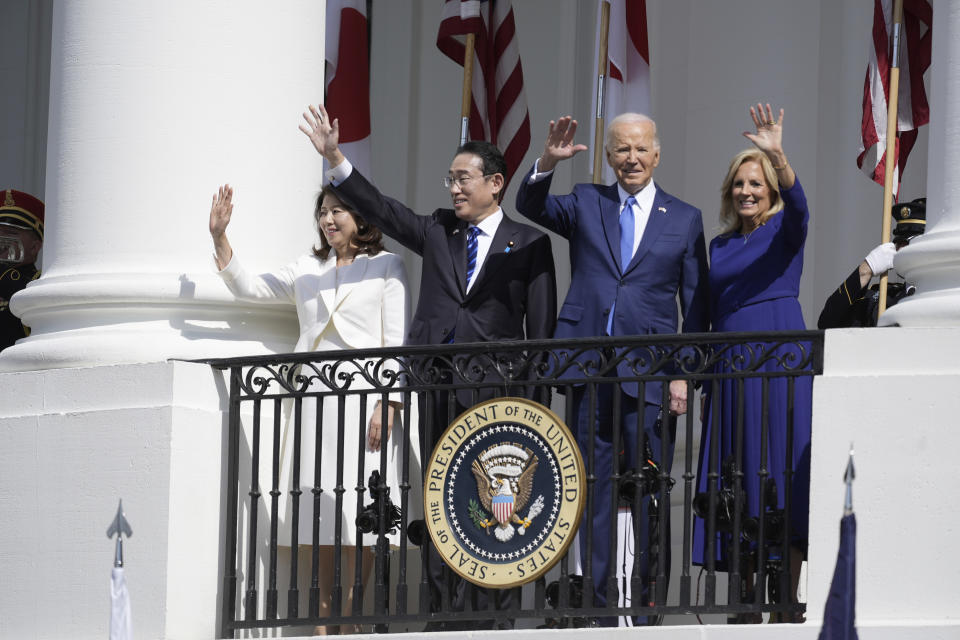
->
xmin=455 ymin=140 xmax=507 ymax=180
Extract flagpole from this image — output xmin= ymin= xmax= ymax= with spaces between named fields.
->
xmin=878 ymin=0 xmax=905 ymax=317
xmin=107 ymin=500 xmax=133 ymax=640
xmin=459 ymin=33 xmax=476 ymax=145
xmin=592 ymin=0 xmax=611 ymax=183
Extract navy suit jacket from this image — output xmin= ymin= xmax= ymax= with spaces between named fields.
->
xmin=331 ymin=168 xmax=557 ymax=349
xmin=515 ymin=167 xmax=709 ymax=402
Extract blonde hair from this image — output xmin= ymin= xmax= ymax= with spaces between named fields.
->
xmin=718 ymin=149 xmax=784 ymax=235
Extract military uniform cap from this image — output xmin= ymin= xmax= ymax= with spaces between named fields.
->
xmin=0 ymin=189 xmax=44 ymax=241
xmin=891 ymin=197 xmax=925 ymax=240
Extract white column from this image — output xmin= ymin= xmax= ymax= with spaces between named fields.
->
xmin=882 ymin=0 xmax=960 ymax=327
xmin=0 ymin=1 xmax=327 ymax=371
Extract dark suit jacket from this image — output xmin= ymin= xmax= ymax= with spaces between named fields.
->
xmin=515 ymin=168 xmax=709 ymax=402
xmin=331 ymin=169 xmax=557 ymax=402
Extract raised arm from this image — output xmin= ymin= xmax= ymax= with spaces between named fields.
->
xmin=210 ymin=186 xmax=295 ymax=301
xmin=515 ymin=117 xmax=589 ymax=237
xmin=209 ymin=184 xmax=234 ymax=270
xmin=300 ymin=103 xmax=430 ymax=254
xmin=744 ymin=103 xmax=795 ymax=189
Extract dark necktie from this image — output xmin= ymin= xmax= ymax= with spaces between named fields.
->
xmin=607 ymin=196 xmax=637 ymax=335
xmin=445 ymin=226 xmax=481 ymax=344
xmin=465 ymin=226 xmax=480 ymax=288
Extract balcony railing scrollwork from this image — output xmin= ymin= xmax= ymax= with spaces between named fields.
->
xmin=195 ymin=329 xmax=823 ymax=635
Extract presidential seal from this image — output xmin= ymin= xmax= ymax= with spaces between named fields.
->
xmin=424 ymin=397 xmax=585 ymax=588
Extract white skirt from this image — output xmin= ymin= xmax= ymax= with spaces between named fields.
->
xmin=277 ymin=324 xmax=421 ymax=547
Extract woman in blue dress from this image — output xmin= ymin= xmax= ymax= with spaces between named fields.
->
xmin=693 ymin=103 xmax=812 ymax=620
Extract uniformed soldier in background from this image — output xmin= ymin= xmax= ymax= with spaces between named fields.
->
xmin=818 ymin=198 xmax=925 ymax=329
xmin=0 ymin=189 xmax=44 ymax=351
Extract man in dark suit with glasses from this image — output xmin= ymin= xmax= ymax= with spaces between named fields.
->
xmin=301 ymin=103 xmax=556 ymax=629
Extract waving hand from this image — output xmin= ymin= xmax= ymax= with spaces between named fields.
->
xmin=538 ymin=116 xmax=588 ymax=173
xmin=299 ymin=104 xmax=345 ymax=166
xmin=209 ymin=184 xmax=234 ymax=269
xmin=743 ymin=102 xmax=794 ymax=188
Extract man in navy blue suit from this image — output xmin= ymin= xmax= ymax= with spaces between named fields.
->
xmin=516 ymin=113 xmax=709 ymax=623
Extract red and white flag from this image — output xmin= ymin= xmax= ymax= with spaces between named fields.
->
xmin=437 ymin=0 xmax=531 ymax=187
xmin=591 ymin=0 xmax=651 ymax=185
xmin=326 ymin=0 xmax=372 ymax=178
xmin=857 ymin=0 xmax=932 ymax=196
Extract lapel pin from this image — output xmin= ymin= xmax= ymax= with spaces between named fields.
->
xmin=505 ymin=240 xmax=515 ymax=253
xmin=452 ymin=228 xmax=460 ymax=235
xmin=658 ymin=206 xmax=667 ymax=213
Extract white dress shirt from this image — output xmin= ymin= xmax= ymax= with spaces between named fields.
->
xmin=325 ymin=157 xmax=354 ymax=185
xmin=466 ymin=208 xmax=503 ymax=293
xmin=617 ymin=179 xmax=656 ymax=259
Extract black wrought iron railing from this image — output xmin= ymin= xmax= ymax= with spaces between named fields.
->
xmin=196 ymin=330 xmax=823 ymax=636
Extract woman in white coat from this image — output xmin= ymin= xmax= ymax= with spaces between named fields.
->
xmin=209 ymin=183 xmax=410 ymax=634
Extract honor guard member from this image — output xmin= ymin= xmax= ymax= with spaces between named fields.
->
xmin=0 ymin=189 xmax=44 ymax=351
xmin=818 ymin=198 xmax=925 ymax=329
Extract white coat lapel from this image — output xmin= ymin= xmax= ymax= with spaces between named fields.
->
xmin=317 ymin=252 xmax=338 ymax=314
xmin=333 ymin=253 xmax=370 ymax=310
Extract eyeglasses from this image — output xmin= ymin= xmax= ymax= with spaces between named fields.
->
xmin=442 ymin=174 xmax=493 ymax=189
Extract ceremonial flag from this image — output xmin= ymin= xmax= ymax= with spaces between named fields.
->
xmin=325 ymin=0 xmax=372 ymax=178
xmin=856 ymin=0 xmax=932 ymax=196
xmin=437 ymin=0 xmax=531 ymax=187
xmin=591 ymin=0 xmax=651 ymax=185
xmin=110 ymin=566 xmax=133 ymax=640
xmin=818 ymin=513 xmax=858 ymax=640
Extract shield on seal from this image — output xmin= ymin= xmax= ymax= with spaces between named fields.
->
xmin=491 ymin=493 xmax=514 ymax=525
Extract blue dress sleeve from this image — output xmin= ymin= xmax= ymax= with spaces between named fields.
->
xmin=778 ymin=177 xmax=809 ymax=250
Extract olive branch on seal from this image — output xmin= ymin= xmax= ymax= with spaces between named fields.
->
xmin=468 ymin=499 xmax=491 ymax=531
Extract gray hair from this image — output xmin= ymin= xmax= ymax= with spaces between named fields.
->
xmin=605 ymin=112 xmax=660 ymax=151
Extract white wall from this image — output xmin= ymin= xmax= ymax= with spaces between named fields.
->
xmin=807 ymin=328 xmax=960 ymax=626
xmin=0 ymin=362 xmax=226 ymax=639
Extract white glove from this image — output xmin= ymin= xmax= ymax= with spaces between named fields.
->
xmin=864 ymin=242 xmax=896 ymax=276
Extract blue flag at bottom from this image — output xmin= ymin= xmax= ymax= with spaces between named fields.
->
xmin=818 ymin=513 xmax=857 ymax=640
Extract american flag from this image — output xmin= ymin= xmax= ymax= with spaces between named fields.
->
xmin=437 ymin=0 xmax=531 ymax=187
xmin=857 ymin=0 xmax=932 ymax=196
xmin=325 ymin=0 xmax=372 ymax=178
xmin=590 ymin=0 xmax=651 ymax=185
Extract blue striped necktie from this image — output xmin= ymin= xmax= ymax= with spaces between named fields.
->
xmin=606 ymin=195 xmax=637 ymax=335
xmin=465 ymin=226 xmax=480 ymax=288
xmin=445 ymin=226 xmax=481 ymax=344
